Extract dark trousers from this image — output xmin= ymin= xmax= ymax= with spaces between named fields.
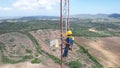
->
xmin=63 ymin=47 xmax=69 ymax=57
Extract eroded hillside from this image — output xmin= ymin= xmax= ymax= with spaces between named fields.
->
xmin=30 ymin=29 xmax=102 ymax=68
xmin=0 ymin=29 xmax=104 ymax=68
xmin=0 ymin=31 xmax=68 ymax=68
xmin=76 ymin=37 xmax=120 ymax=68
xmin=0 ymin=32 xmax=36 ymax=63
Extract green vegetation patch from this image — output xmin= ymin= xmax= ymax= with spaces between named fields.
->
xmin=2 ymin=56 xmax=26 ymax=64
xmin=71 ymin=21 xmax=120 ymax=37
xmin=0 ymin=19 xmax=120 ymax=37
xmin=23 ymin=54 xmax=33 ymax=59
xmin=35 ymin=53 xmax=39 ymax=57
xmin=9 ymin=38 xmax=15 ymax=42
xmin=69 ymin=61 xmax=82 ymax=68
xmin=31 ymin=58 xmax=41 ymax=64
xmin=0 ymin=20 xmax=59 ymax=34
xmin=0 ymin=41 xmax=5 ymax=50
xmin=26 ymin=49 xmax=32 ymax=53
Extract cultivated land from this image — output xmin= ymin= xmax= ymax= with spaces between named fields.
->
xmin=0 ymin=30 xmax=98 ymax=68
xmin=0 ymin=31 xmax=68 ymax=68
xmin=0 ymin=17 xmax=120 ymax=68
xmin=30 ymin=29 xmax=97 ymax=68
xmin=76 ymin=37 xmax=120 ymax=67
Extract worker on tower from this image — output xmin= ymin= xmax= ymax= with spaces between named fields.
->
xmin=63 ymin=30 xmax=74 ymax=57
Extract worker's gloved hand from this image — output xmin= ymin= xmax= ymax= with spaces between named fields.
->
xmin=60 ymin=33 xmax=67 ymax=37
xmin=60 ymin=33 xmax=64 ymax=36
xmin=62 ymin=40 xmax=67 ymax=44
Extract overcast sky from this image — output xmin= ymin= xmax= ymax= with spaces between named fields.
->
xmin=0 ymin=0 xmax=120 ymax=17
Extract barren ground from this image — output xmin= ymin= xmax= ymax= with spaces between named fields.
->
xmin=30 ymin=29 xmax=97 ymax=68
xmin=0 ymin=31 xmax=68 ymax=68
xmin=1 ymin=30 xmax=119 ymax=68
xmin=76 ymin=37 xmax=120 ymax=68
xmin=0 ymin=59 xmax=64 ymax=68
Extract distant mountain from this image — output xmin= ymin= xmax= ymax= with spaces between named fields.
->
xmin=72 ymin=13 xmax=120 ymax=19
xmin=19 ymin=14 xmax=110 ymax=20
xmin=0 ymin=16 xmax=21 ymax=20
xmin=71 ymin=14 xmax=109 ymax=19
xmin=1 ymin=13 xmax=120 ymax=20
xmin=0 ymin=16 xmax=59 ymax=20
xmin=109 ymin=13 xmax=120 ymax=18
xmin=19 ymin=16 xmax=59 ymax=20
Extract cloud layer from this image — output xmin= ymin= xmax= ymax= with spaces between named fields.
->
xmin=12 ymin=0 xmax=59 ymax=10
xmin=38 ymin=0 xmax=59 ymax=10
xmin=0 ymin=0 xmax=59 ymax=11
xmin=0 ymin=7 xmax=12 ymax=11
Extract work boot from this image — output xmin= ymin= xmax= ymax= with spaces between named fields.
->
xmin=69 ymin=48 xmax=72 ymax=51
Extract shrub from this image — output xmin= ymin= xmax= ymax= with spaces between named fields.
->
xmin=0 ymin=42 xmax=5 ymax=49
xmin=9 ymin=38 xmax=15 ymax=42
xmin=31 ymin=58 xmax=41 ymax=64
xmin=35 ymin=53 xmax=39 ymax=57
xmin=26 ymin=49 xmax=32 ymax=53
xmin=69 ymin=61 xmax=82 ymax=68
xmin=23 ymin=55 xmax=33 ymax=59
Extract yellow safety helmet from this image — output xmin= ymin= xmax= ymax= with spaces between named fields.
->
xmin=67 ymin=30 xmax=72 ymax=35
